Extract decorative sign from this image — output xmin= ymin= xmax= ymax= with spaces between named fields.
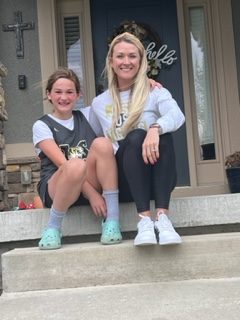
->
xmin=109 ymin=20 xmax=177 ymax=78
xmin=2 ymin=11 xmax=35 ymax=58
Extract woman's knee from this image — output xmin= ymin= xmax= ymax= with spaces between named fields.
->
xmin=160 ymin=133 xmax=174 ymax=149
xmin=126 ymin=129 xmax=146 ymax=147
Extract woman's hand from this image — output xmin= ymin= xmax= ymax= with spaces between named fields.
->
xmin=142 ymin=127 xmax=160 ymax=164
xmin=149 ymin=78 xmax=162 ymax=91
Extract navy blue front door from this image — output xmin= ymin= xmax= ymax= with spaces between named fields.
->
xmin=90 ymin=0 xmax=189 ymax=186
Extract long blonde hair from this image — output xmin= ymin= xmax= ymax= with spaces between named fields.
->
xmin=104 ymin=32 xmax=150 ymax=135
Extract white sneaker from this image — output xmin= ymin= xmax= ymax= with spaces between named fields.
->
xmin=134 ymin=216 xmax=157 ymax=246
xmin=155 ymin=213 xmax=182 ymax=245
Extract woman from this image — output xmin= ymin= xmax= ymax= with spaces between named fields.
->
xmin=90 ymin=32 xmax=185 ymax=246
xmin=32 ymin=68 xmax=122 ymax=249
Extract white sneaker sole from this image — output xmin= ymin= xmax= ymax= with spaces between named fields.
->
xmin=159 ymin=236 xmax=182 ymax=245
xmin=134 ymin=237 xmax=157 ymax=246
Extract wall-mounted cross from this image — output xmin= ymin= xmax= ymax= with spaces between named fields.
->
xmin=2 ymin=11 xmax=35 ymax=58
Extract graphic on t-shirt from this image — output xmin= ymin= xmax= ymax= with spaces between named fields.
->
xmin=106 ymin=102 xmax=128 ymax=142
xmin=105 ymin=104 xmax=113 ymax=117
xmin=105 ymin=100 xmax=147 ymax=142
xmin=59 ymin=140 xmax=89 ymax=160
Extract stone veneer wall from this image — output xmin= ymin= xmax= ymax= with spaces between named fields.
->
xmin=6 ymin=157 xmax=40 ymax=209
xmin=0 ymin=61 xmax=40 ymax=211
xmin=0 ymin=62 xmax=9 ymax=210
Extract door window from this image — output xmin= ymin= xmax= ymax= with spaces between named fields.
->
xmin=56 ymin=0 xmax=95 ymax=108
xmin=189 ymin=7 xmax=216 ymax=161
xmin=63 ymin=15 xmax=84 ymax=108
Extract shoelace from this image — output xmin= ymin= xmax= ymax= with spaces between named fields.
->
xmin=157 ymin=217 xmax=175 ymax=232
xmin=138 ymin=214 xmax=154 ymax=231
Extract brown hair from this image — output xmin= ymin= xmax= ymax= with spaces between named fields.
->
xmin=46 ymin=67 xmax=81 ymax=98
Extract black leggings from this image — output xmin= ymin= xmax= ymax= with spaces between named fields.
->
xmin=116 ymin=129 xmax=177 ymax=212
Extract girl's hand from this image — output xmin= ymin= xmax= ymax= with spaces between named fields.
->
xmin=142 ymin=127 xmax=160 ymax=164
xmin=88 ymin=191 xmax=107 ymax=218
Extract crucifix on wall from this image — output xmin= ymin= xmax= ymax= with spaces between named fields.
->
xmin=2 ymin=11 xmax=35 ymax=58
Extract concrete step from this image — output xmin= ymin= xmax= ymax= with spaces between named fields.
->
xmin=0 ymin=278 xmax=240 ymax=320
xmin=1 ymin=193 xmax=240 ymax=243
xmin=2 ymin=232 xmax=240 ymax=293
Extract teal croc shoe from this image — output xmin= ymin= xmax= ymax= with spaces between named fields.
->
xmin=39 ymin=228 xmax=62 ymax=250
xmin=101 ymin=220 xmax=122 ymax=245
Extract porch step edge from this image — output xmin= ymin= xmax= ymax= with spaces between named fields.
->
xmin=2 ymin=232 xmax=240 ymax=293
xmin=0 ymin=193 xmax=240 ymax=242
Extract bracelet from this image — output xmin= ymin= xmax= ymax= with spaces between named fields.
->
xmin=149 ymin=123 xmax=162 ymax=135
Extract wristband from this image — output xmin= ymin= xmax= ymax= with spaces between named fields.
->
xmin=149 ymin=123 xmax=162 ymax=135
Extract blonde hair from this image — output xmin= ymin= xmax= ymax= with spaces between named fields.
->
xmin=104 ymin=32 xmax=150 ymax=135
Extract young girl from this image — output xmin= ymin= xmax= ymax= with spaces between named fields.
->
xmin=90 ymin=32 xmax=185 ymax=246
xmin=32 ymin=68 xmax=122 ymax=249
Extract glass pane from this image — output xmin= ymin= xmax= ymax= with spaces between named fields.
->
xmin=189 ymin=7 xmax=216 ymax=160
xmin=64 ymin=16 xmax=84 ymax=109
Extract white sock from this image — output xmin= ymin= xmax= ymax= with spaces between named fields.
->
xmin=102 ymin=190 xmax=119 ymax=221
xmin=47 ymin=206 xmax=66 ymax=230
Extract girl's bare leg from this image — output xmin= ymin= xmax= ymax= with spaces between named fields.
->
xmin=39 ymin=158 xmax=87 ymax=250
xmin=86 ymin=137 xmax=122 ymax=244
xmin=86 ymin=137 xmax=118 ymax=192
xmin=48 ymin=158 xmax=87 ymax=212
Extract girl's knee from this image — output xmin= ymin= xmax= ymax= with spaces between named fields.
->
xmin=64 ymin=158 xmax=87 ymax=178
xmin=91 ymin=137 xmax=114 ymax=155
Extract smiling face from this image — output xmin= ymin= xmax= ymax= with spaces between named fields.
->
xmin=110 ymin=40 xmax=141 ymax=91
xmin=47 ymin=78 xmax=80 ymax=119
